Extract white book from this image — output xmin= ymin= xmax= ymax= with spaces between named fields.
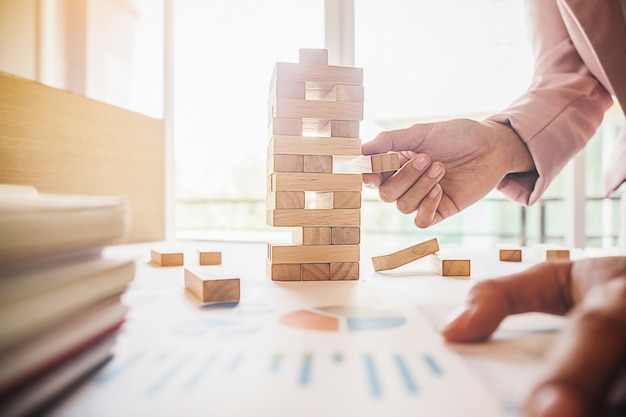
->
xmin=0 ymin=297 xmax=128 ymax=395
xmin=0 ymin=257 xmax=135 ymax=353
xmin=0 ymin=184 xmax=130 ymax=266
xmin=0 ymin=335 xmax=116 ymax=417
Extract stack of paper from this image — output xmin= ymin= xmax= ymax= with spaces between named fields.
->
xmin=0 ymin=185 xmax=136 ymax=417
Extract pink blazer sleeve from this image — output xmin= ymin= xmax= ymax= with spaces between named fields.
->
xmin=489 ymin=0 xmax=613 ymax=205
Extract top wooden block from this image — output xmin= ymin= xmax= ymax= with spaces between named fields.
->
xmin=299 ymin=49 xmax=328 ymax=66
xmin=273 ymin=62 xmax=363 ymax=86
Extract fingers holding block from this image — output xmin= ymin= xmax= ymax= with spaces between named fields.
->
xmin=371 ymin=238 xmax=439 ymax=272
xmin=184 ymin=268 xmax=240 ymax=304
xmin=352 ymin=153 xmax=401 ymax=173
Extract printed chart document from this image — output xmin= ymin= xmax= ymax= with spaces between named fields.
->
xmin=51 ymin=242 xmax=567 ymax=417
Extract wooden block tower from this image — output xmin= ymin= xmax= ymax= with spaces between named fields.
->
xmin=266 ymin=49 xmax=363 ymax=281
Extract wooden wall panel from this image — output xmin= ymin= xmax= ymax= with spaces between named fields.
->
xmin=0 ymin=72 xmax=165 ymax=242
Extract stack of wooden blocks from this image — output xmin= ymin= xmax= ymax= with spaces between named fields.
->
xmin=266 ymin=49 xmax=363 ymax=281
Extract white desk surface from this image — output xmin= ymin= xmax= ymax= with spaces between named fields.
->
xmin=49 ymin=239 xmax=575 ymax=417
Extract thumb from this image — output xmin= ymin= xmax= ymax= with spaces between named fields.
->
xmin=362 ymin=124 xmax=431 ymax=155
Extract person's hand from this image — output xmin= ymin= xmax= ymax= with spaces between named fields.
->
xmin=362 ymin=119 xmax=535 ymax=228
xmin=441 ymin=257 xmax=626 ymax=417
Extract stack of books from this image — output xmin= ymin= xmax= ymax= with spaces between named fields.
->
xmin=0 ymin=185 xmax=135 ymax=417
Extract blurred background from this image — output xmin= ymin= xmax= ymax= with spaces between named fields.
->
xmin=1 ymin=0 xmax=623 ymax=249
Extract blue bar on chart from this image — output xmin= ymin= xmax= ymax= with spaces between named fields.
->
xmin=299 ymin=353 xmax=313 ymax=386
xmin=364 ymin=355 xmax=382 ymax=398
xmin=394 ymin=355 xmax=418 ymax=395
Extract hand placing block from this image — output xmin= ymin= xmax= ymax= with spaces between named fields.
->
xmin=151 ymin=249 xmax=184 ymax=266
xmin=371 ymin=238 xmax=439 ymax=272
xmin=184 ymin=268 xmax=240 ymax=304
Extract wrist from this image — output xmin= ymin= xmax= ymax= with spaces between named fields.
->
xmin=483 ymin=120 xmax=535 ymax=174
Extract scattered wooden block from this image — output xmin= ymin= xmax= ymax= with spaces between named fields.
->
xmin=199 ymin=250 xmax=222 ymax=266
xmin=151 ymin=249 xmax=184 ymax=266
xmin=371 ymin=238 xmax=439 ymax=272
xmin=431 ymin=254 xmax=471 ymax=278
xmin=546 ymin=249 xmax=570 ymax=260
xmin=499 ymin=249 xmax=522 ymax=262
xmin=184 ymin=268 xmax=240 ymax=303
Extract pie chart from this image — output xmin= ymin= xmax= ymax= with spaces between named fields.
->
xmin=280 ymin=305 xmax=406 ymax=332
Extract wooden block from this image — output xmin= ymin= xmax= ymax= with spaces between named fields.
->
xmin=268 ymin=243 xmax=360 ymax=264
xmin=332 ymin=191 xmax=361 ymax=208
xmin=274 ymin=62 xmax=363 ymax=86
xmin=271 ymin=117 xmax=302 ymax=135
xmin=274 ymin=98 xmax=363 ymax=121
xmin=267 ymin=209 xmax=360 ymax=227
xmin=431 ymin=255 xmax=471 ymax=278
xmin=546 ymin=249 xmax=570 ymax=260
xmin=314 ymin=192 xmax=334 ymax=209
xmin=304 ymin=155 xmax=333 ymax=173
xmin=151 ymin=249 xmax=184 ymax=266
xmin=184 ymin=268 xmax=240 ymax=303
xmin=267 ymin=191 xmax=305 ymax=209
xmin=199 ymin=250 xmax=222 ymax=265
xmin=274 ymin=81 xmax=305 ymax=99
xmin=352 ymin=153 xmax=400 ymax=173
xmin=299 ymin=49 xmax=328 ymax=66
xmin=499 ymin=249 xmax=522 ymax=262
xmin=292 ymin=227 xmax=331 ymax=245
xmin=313 ymin=191 xmax=362 ymax=209
xmin=269 ymin=154 xmax=304 ymax=173
xmin=371 ymin=153 xmax=400 ymax=172
xmin=301 ymin=263 xmax=331 ymax=281
xmin=371 ymin=238 xmax=439 ymax=272
xmin=267 ymin=260 xmax=301 ymax=281
xmin=269 ymin=135 xmax=361 ymax=156
xmin=330 ymin=262 xmax=359 ymax=280
xmin=331 ymin=227 xmax=360 ymax=245
xmin=324 ymin=85 xmax=364 ymax=103
xmin=272 ymin=173 xmax=362 ymax=192
xmin=320 ymin=120 xmax=360 ymax=138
